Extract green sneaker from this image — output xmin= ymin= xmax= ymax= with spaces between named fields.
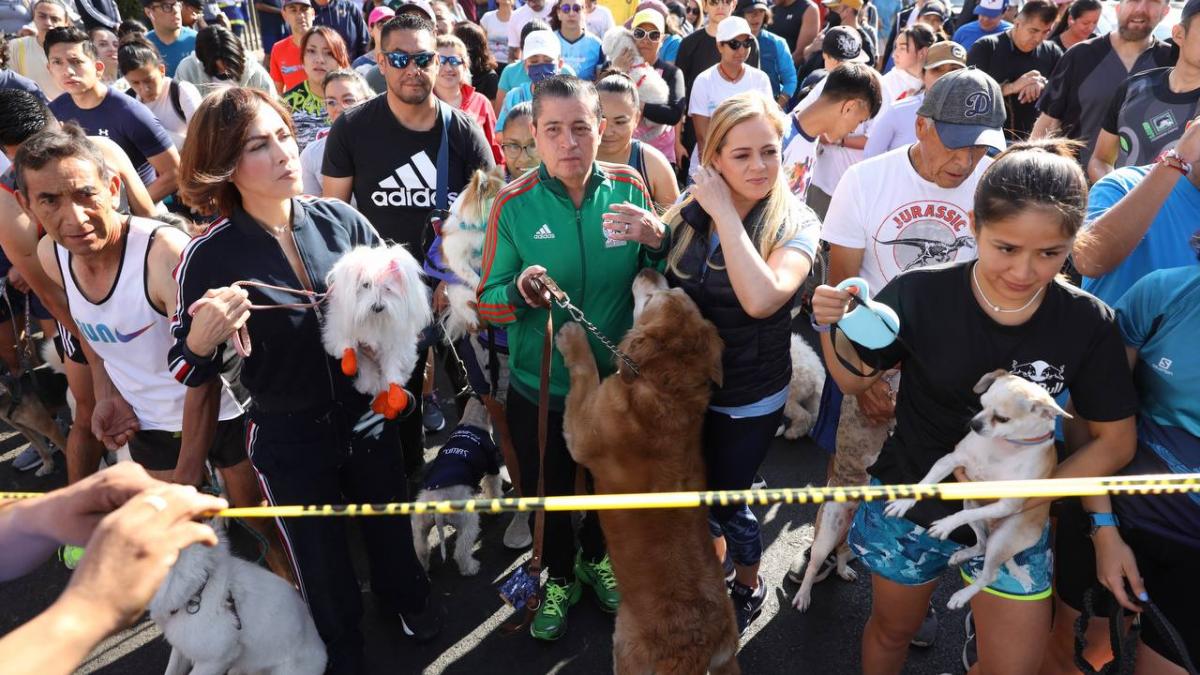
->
xmin=59 ymin=545 xmax=85 ymax=570
xmin=575 ymin=551 xmax=620 ymax=613
xmin=530 ymin=577 xmax=581 ymax=641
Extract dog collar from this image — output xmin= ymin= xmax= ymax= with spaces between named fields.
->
xmin=1007 ymin=431 xmax=1055 ymax=446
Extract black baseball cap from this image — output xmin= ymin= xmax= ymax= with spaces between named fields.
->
xmin=822 ymin=25 xmax=868 ymax=63
xmin=916 ymin=67 xmax=1006 ymax=153
xmin=733 ymin=0 xmax=769 ymax=15
xmin=1183 ymin=0 xmax=1200 ymax=26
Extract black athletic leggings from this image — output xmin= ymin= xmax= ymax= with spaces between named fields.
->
xmin=506 ymin=387 xmax=605 ymax=580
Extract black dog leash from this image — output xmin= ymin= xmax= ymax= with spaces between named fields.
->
xmin=1074 ymin=585 xmax=1198 ymax=674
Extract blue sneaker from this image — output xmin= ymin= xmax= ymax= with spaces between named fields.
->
xmin=12 ymin=445 xmax=46 ymax=472
xmin=422 ymin=394 xmax=446 ymax=432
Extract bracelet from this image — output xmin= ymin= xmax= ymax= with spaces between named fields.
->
xmin=810 ymin=314 xmax=831 ymax=333
xmin=1156 ymin=148 xmax=1192 ymax=176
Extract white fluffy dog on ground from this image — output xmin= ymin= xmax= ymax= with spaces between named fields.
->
xmin=779 ymin=333 xmax=825 ymax=440
xmin=322 ymin=244 xmax=431 ymax=418
xmin=601 ymin=27 xmax=670 ymax=136
xmin=412 ymin=397 xmax=503 ymax=575
xmin=151 ymin=524 xmax=326 ymax=675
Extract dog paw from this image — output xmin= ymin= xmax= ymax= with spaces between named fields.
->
xmin=946 ymin=587 xmax=977 ymax=610
xmin=837 ymin=565 xmax=858 ymax=583
xmin=34 ymin=464 xmax=53 ymax=477
xmin=555 ymin=323 xmax=588 ymax=363
xmin=948 ymin=549 xmax=976 ymax=567
xmin=791 ymin=590 xmax=812 ymax=612
xmin=926 ymin=518 xmax=957 ymax=541
xmin=341 ymin=348 xmax=357 ymax=376
xmin=883 ymin=499 xmax=916 ymax=519
xmin=458 ymin=557 xmax=481 ymax=576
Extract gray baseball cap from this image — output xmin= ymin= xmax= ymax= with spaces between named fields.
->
xmin=916 ymin=67 xmax=1006 ymax=154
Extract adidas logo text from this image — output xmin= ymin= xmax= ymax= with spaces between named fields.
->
xmin=533 ymin=224 xmax=555 ymax=240
xmin=371 ymin=151 xmax=458 ymax=208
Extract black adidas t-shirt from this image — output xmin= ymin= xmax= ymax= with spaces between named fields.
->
xmin=854 ymin=263 xmax=1137 ymax=534
xmin=322 ymin=95 xmax=494 ymax=261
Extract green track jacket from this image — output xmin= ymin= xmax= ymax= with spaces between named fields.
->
xmin=476 ymin=161 xmax=661 ymax=408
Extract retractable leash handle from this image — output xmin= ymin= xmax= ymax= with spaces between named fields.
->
xmin=835 ymin=277 xmax=900 ymax=350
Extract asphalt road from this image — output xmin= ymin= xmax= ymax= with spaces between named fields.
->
xmin=0 ymin=341 xmax=974 ymax=674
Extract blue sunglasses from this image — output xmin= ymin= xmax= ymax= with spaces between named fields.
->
xmin=384 ymin=50 xmax=436 ymax=69
xmin=439 ymin=54 xmax=465 ymax=66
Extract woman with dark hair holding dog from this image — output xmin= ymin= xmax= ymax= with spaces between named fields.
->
xmin=170 ymin=87 xmax=441 ymax=674
xmin=810 ymin=140 xmax=1138 ymax=675
xmin=661 ymin=90 xmax=819 ymax=635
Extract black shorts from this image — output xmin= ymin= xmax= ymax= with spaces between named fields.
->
xmin=1054 ymin=498 xmax=1200 ymax=668
xmin=52 ymin=326 xmax=88 ymax=366
xmin=128 ymin=414 xmax=248 ymax=472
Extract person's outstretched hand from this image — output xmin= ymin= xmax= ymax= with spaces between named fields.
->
xmin=61 ymin=484 xmax=227 ymax=633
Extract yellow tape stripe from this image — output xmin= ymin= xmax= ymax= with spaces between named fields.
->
xmin=3 ymin=473 xmax=1198 ymax=518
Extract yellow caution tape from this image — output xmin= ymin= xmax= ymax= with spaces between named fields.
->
xmin=2 ymin=473 xmax=1199 ymax=518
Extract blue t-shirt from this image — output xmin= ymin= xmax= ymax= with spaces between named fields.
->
xmin=1082 ymin=165 xmax=1200 ymax=305
xmin=659 ymin=33 xmax=681 ymax=63
xmin=496 ymin=83 xmax=533 ymax=131
xmin=1113 ymin=265 xmax=1200 ymax=549
xmin=951 ymin=20 xmax=1011 ymax=52
xmin=0 ymin=69 xmax=47 ymax=102
xmin=1115 ymin=266 xmax=1200 ymax=437
xmin=557 ymin=32 xmax=604 ymax=81
xmin=497 ymin=60 xmax=575 ymax=93
xmin=147 ymin=28 xmax=198 ymax=77
xmin=49 ymin=89 xmax=173 ymax=186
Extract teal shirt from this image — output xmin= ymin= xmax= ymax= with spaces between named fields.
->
xmin=147 ymin=28 xmax=197 ymax=77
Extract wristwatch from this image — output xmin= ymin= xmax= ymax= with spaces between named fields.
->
xmin=1087 ymin=512 xmax=1120 ymax=536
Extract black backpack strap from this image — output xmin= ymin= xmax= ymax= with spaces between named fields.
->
xmin=168 ymin=79 xmax=186 ymax=124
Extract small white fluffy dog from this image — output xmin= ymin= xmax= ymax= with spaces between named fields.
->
xmin=322 ymin=244 xmax=431 ymax=418
xmin=411 ymin=397 xmax=503 ymax=575
xmin=779 ymin=333 xmax=825 ymax=440
xmin=440 ymin=167 xmax=508 ymax=341
xmin=601 ymin=26 xmax=670 ymax=136
xmin=885 ymin=370 xmax=1068 ymax=609
xmin=151 ymin=524 xmax=326 ymax=675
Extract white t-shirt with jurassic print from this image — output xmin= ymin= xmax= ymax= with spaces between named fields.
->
xmin=821 ymin=143 xmax=991 ymax=293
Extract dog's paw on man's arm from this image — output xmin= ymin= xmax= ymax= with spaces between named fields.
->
xmin=883 ymin=498 xmax=916 ymax=519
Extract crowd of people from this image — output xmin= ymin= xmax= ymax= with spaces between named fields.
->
xmin=0 ymin=0 xmax=1198 ymax=672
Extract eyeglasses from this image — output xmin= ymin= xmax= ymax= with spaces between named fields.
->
xmin=439 ymin=54 xmax=465 ymax=67
xmin=151 ymin=1 xmax=180 ymax=10
xmin=686 ymin=5 xmax=700 ymax=13
xmin=501 ymin=141 xmax=538 ymax=157
xmin=558 ymin=3 xmax=582 ymax=11
xmin=384 ymin=50 xmax=436 ymax=69
xmin=722 ymin=38 xmax=753 ymax=50
xmin=706 ymin=0 xmax=734 ymax=6
xmin=633 ymin=27 xmax=662 ymax=41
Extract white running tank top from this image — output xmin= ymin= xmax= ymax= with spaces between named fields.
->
xmin=57 ymin=217 xmax=243 ymax=430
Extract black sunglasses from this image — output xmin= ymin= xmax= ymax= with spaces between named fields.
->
xmin=633 ymin=27 xmax=662 ymax=40
xmin=722 ymin=38 xmax=753 ymax=50
xmin=686 ymin=5 xmax=700 ymax=12
xmin=558 ymin=2 xmax=582 ymax=11
xmin=384 ymin=50 xmax=436 ymax=69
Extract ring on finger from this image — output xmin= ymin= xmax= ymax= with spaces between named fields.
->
xmin=144 ymin=494 xmax=169 ymax=512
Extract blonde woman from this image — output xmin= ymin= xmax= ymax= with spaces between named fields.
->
xmin=662 ymin=90 xmax=818 ymax=636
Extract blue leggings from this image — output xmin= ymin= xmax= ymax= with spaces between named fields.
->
xmin=704 ymin=406 xmax=784 ymax=566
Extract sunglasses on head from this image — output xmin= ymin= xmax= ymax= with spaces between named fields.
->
xmin=722 ymin=38 xmax=753 ymax=50
xmin=558 ymin=3 xmax=582 ymax=11
xmin=384 ymin=50 xmax=436 ymax=69
xmin=633 ymin=27 xmax=662 ymax=40
xmin=439 ymin=54 xmax=465 ymax=66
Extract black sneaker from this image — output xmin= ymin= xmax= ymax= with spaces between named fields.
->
xmin=398 ymin=597 xmax=445 ymax=644
xmin=786 ymin=547 xmax=837 ymax=585
xmin=751 ymin=474 xmax=767 ymax=490
xmin=961 ymin=609 xmax=977 ymax=671
xmin=910 ymin=602 xmax=938 ymax=648
xmin=730 ymin=575 xmax=766 ymax=636
xmin=422 ymin=394 xmax=446 ymax=432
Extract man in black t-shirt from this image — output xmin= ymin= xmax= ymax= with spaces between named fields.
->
xmin=1032 ymin=0 xmax=1174 ymax=164
xmin=768 ymin=0 xmax=818 ymax=56
xmin=322 ymin=12 xmax=493 ymax=260
xmin=967 ymin=0 xmax=1061 ymax=140
xmin=1089 ymin=0 xmax=1200 ymax=181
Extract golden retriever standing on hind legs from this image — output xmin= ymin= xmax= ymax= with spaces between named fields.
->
xmin=557 ymin=269 xmax=740 ymax=675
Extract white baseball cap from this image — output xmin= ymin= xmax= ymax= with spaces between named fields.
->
xmin=715 ymin=16 xmax=753 ymax=44
xmin=523 ymin=30 xmax=562 ymax=61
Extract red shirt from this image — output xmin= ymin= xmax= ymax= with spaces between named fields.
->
xmin=270 ymin=38 xmax=306 ymax=92
xmin=457 ymin=84 xmax=504 ymax=166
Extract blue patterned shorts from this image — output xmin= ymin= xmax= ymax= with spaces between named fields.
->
xmin=848 ymin=482 xmax=1053 ymax=600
